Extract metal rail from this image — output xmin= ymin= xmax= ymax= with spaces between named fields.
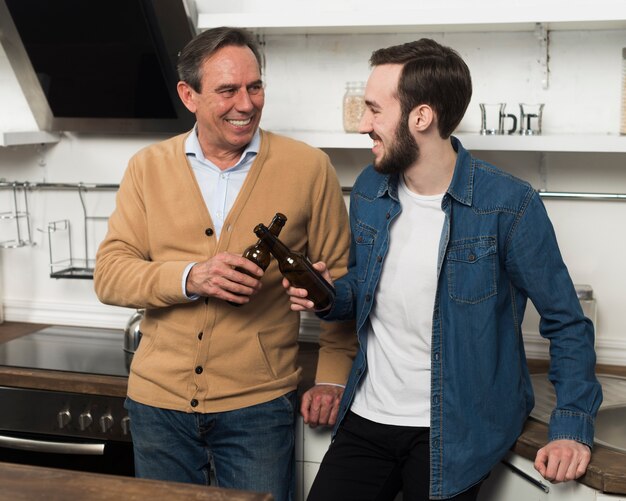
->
xmin=341 ymin=186 xmax=626 ymax=202
xmin=2 ymin=182 xmax=625 ymax=201
xmin=0 ymin=181 xmax=119 ymax=191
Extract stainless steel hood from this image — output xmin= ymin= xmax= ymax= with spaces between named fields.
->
xmin=0 ymin=0 xmax=197 ymax=134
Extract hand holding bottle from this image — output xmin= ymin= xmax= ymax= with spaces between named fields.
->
xmin=254 ymin=224 xmax=335 ymax=312
xmin=186 ymin=252 xmax=263 ymax=305
xmin=282 ymin=261 xmax=333 ymax=312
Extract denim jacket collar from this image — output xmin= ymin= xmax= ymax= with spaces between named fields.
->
xmin=375 ymin=136 xmax=474 ymax=207
xmin=446 ymin=136 xmax=474 ymax=207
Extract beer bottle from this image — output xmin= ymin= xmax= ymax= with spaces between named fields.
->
xmin=253 ymin=223 xmax=335 ymax=311
xmin=228 ymin=213 xmax=287 ymax=306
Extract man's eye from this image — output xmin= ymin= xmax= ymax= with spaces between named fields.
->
xmin=248 ymin=84 xmax=264 ymax=95
xmin=220 ymin=89 xmax=237 ymax=97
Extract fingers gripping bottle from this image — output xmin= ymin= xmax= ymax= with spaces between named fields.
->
xmin=253 ymin=223 xmax=335 ymax=311
xmin=228 ymin=213 xmax=287 ymax=306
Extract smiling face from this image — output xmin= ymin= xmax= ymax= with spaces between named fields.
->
xmin=359 ymin=64 xmax=419 ymax=175
xmin=177 ymin=45 xmax=264 ymax=166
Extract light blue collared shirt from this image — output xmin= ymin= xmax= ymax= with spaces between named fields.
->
xmin=182 ymin=126 xmax=260 ymax=297
xmin=185 ymin=126 xmax=260 ymax=238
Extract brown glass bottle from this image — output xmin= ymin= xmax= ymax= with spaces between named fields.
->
xmin=228 ymin=213 xmax=287 ymax=306
xmin=253 ymin=223 xmax=335 ymax=311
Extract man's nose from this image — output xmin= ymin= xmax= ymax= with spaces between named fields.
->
xmin=358 ymin=109 xmax=373 ymax=134
xmin=235 ymin=89 xmax=254 ymax=111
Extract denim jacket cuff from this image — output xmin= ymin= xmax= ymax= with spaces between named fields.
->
xmin=548 ymin=409 xmax=595 ymax=448
xmin=317 ymin=280 xmax=354 ymax=321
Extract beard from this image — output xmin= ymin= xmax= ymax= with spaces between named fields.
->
xmin=373 ymin=114 xmax=419 ymax=175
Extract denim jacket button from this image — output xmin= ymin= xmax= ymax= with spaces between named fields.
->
xmin=376 ymin=255 xmax=382 ymax=262
xmin=365 ymin=294 xmax=371 ymax=302
xmin=357 ymin=236 xmax=363 ymax=243
xmin=468 ymin=253 xmax=476 ymax=261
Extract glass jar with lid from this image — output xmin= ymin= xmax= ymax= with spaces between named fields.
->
xmin=343 ymin=81 xmax=366 ymax=133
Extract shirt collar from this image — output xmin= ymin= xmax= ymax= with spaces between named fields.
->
xmin=445 ymin=136 xmax=474 ymax=207
xmin=380 ymin=136 xmax=474 ymax=206
xmin=185 ymin=125 xmax=261 ymax=170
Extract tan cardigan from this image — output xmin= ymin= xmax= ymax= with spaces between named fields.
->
xmin=94 ymin=130 xmax=356 ymax=413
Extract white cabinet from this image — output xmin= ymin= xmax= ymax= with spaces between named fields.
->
xmin=295 ymin=415 xmax=333 ymax=501
xmin=478 ymin=452 xmax=624 ymax=501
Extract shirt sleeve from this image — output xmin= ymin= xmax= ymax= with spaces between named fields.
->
xmin=505 ymin=190 xmax=602 ymax=447
xmin=305 ymin=154 xmax=357 ymax=386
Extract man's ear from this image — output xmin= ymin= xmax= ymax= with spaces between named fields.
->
xmin=177 ymin=81 xmax=198 ymax=114
xmin=411 ymin=104 xmax=434 ymax=132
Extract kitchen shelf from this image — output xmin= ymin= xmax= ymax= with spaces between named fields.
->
xmin=196 ymin=4 xmax=626 ymax=34
xmin=0 ymin=130 xmax=61 ymax=147
xmin=271 ymin=130 xmax=626 ymax=153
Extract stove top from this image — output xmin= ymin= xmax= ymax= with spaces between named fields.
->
xmin=0 ymin=325 xmax=129 ymax=377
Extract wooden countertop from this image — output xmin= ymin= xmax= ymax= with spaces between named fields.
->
xmin=1 ymin=322 xmax=625 ymax=495
xmin=0 ymin=461 xmax=273 ymax=500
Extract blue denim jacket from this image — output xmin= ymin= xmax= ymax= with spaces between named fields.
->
xmin=323 ymin=137 xmax=602 ymax=499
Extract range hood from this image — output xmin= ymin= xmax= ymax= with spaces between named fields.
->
xmin=0 ymin=0 xmax=197 ymax=134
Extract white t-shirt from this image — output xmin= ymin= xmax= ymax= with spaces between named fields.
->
xmin=351 ymin=177 xmax=445 ymax=427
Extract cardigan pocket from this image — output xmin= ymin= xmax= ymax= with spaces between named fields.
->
xmin=256 ymin=320 xmax=299 ymax=380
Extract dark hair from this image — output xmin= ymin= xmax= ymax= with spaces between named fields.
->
xmin=177 ymin=27 xmax=263 ymax=93
xmin=369 ymin=38 xmax=472 ymax=139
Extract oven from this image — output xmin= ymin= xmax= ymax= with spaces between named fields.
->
xmin=0 ymin=326 xmax=134 ymax=476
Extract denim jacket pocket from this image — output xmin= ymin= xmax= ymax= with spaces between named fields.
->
xmin=446 ymin=236 xmax=497 ymax=304
xmin=354 ymin=222 xmax=376 ymax=283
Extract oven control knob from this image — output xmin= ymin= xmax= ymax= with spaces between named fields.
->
xmin=121 ymin=416 xmax=131 ymax=435
xmin=99 ymin=413 xmax=114 ymax=433
xmin=78 ymin=411 xmax=93 ymax=431
xmin=57 ymin=409 xmax=71 ymax=429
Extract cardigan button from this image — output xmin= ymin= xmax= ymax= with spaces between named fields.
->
xmin=190 ymin=399 xmax=198 ymax=407
xmin=198 ymin=332 xmax=203 ymax=340
xmin=195 ymin=366 xmax=203 ymax=374
xmin=205 ymin=228 xmax=214 ymax=236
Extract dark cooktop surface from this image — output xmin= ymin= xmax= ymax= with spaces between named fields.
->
xmin=0 ymin=325 xmax=129 ymax=377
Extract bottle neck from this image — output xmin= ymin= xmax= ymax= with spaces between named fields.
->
xmin=254 ymin=224 xmax=291 ymax=260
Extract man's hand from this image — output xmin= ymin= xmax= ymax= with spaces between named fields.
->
xmin=186 ymin=252 xmax=263 ymax=304
xmin=300 ymin=384 xmax=344 ymax=428
xmin=283 ymin=261 xmax=332 ymax=312
xmin=534 ymin=439 xmax=591 ymax=483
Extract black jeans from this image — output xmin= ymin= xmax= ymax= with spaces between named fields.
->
xmin=307 ymin=411 xmax=483 ymax=501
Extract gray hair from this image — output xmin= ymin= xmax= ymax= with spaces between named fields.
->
xmin=177 ymin=27 xmax=263 ymax=92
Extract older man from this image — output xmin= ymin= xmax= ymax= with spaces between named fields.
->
xmin=95 ymin=27 xmax=356 ymax=501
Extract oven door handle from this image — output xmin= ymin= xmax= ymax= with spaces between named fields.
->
xmin=0 ymin=434 xmax=105 ymax=455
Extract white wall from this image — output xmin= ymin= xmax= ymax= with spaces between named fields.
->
xmin=1 ymin=25 xmax=625 ymax=363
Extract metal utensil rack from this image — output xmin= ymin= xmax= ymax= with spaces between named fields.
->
xmin=0 ymin=181 xmax=119 ymax=279
xmin=0 ymin=182 xmax=33 ymax=248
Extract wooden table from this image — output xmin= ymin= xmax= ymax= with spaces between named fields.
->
xmin=0 ymin=461 xmax=273 ymax=500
